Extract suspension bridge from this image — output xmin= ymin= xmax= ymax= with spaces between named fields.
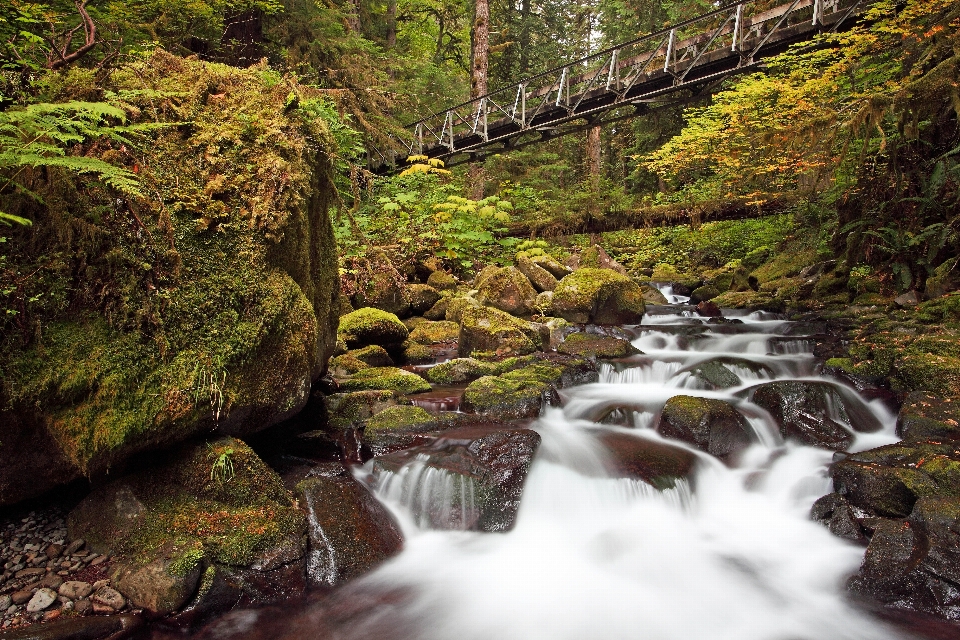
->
xmin=369 ymin=0 xmax=865 ymax=171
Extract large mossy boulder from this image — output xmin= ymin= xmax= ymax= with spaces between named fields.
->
xmin=896 ymin=392 xmax=960 ymax=441
xmin=403 ymin=284 xmax=442 ymax=316
xmin=458 ymin=305 xmax=542 ymax=357
xmin=372 ymin=426 xmax=541 ymax=531
xmin=324 ymin=390 xmax=405 ymax=431
xmin=427 ymin=358 xmax=500 ymax=384
xmin=352 ymin=271 xmax=409 ymax=318
xmin=67 ymin=438 xmax=306 ymax=616
xmin=339 ymin=367 xmax=432 ymax=395
xmin=749 ymin=381 xmax=881 ymax=450
xmin=337 ymin=308 xmax=409 ymax=348
xmin=426 ymin=270 xmax=458 ymax=291
xmin=530 ymin=254 xmax=572 ymax=280
xmin=657 ymin=395 xmax=753 ymax=459
xmin=579 ymin=245 xmax=628 ymax=275
xmin=557 ymin=332 xmax=640 ymax=359
xmin=408 ymin=320 xmax=460 ymax=345
xmin=295 ymin=474 xmax=403 ymax=587
xmin=475 ymin=267 xmax=539 ymax=317
xmin=0 ymin=54 xmax=341 ymax=505
xmin=460 ymin=365 xmax=563 ymax=420
xmin=516 ymin=255 xmax=559 ymax=293
xmin=551 ymin=268 xmax=646 ymax=325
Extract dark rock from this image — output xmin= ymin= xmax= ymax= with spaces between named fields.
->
xmin=695 ymin=300 xmax=722 ymax=317
xmin=0 ymin=614 xmax=142 ymax=640
xmin=690 ymin=285 xmax=721 ymax=304
xmin=897 ymin=392 xmax=960 ymax=441
xmin=810 ymin=493 xmax=869 ymax=544
xmin=475 ymin=267 xmax=538 ymax=317
xmin=403 ymin=284 xmax=442 ymax=316
xmin=749 ymin=381 xmax=882 ymax=450
xmin=373 ymin=426 xmax=541 ymax=531
xmin=681 ymin=357 xmax=773 ymax=389
xmin=597 ymin=432 xmax=697 ymax=490
xmin=426 ymin=271 xmax=457 ymax=291
xmin=296 ymin=476 xmax=403 ymax=587
xmin=895 ymin=290 xmax=923 ymax=308
xmin=112 ymin=557 xmax=201 ymax=616
xmin=657 ymin=395 xmax=753 ymax=459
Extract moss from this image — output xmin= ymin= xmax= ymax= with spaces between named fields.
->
xmin=915 ymin=294 xmax=960 ymax=324
xmin=349 ymin=345 xmax=394 ymax=366
xmin=329 ymin=353 xmax=369 ymax=377
xmin=458 ymin=305 xmax=542 ymax=357
xmin=557 ymin=332 xmax=640 ymax=358
xmin=338 ymin=308 xmax=409 ymax=347
xmin=169 ymin=547 xmax=206 ymax=578
xmin=461 ymin=374 xmax=551 ymax=419
xmin=409 ymin=320 xmax=460 ymax=345
xmin=399 ymin=340 xmax=435 ymax=365
xmin=427 ymin=358 xmax=499 ymax=384
xmin=339 ymin=367 xmax=432 ymax=394
xmin=475 ymin=267 xmax=538 ymax=317
xmin=710 ymin=290 xmax=774 ymax=309
xmin=895 ymin=353 xmax=960 ymax=395
xmin=825 ymin=357 xmax=855 ymax=373
xmin=551 ymin=268 xmax=646 ymax=324
xmin=427 ymin=271 xmax=458 ymax=291
xmin=365 ymin=405 xmax=436 ymax=433
xmin=751 ymin=248 xmax=817 ymax=284
xmin=445 ymin=296 xmax=481 ymax=323
xmin=403 ymin=284 xmax=442 ymax=315
xmin=326 ymin=390 xmax=403 ymax=430
xmin=691 ymin=285 xmax=721 ymax=302
xmin=649 ymin=264 xmax=700 ymax=287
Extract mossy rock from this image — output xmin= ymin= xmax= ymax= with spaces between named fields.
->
xmin=427 ymin=271 xmax=458 ymax=291
xmin=475 ymin=266 xmax=539 ymax=317
xmin=516 ymin=255 xmax=559 ymax=293
xmin=339 ymin=367 xmax=431 ymax=394
xmin=702 ymin=262 xmax=750 ymax=293
xmin=338 ymin=308 xmax=409 ymax=348
xmin=409 ymin=320 xmax=460 ymax=345
xmin=750 ymin=248 xmax=817 ymax=284
xmin=894 ymin=353 xmax=960 ymax=396
xmin=711 ymin=290 xmax=776 ymax=309
xmin=658 ymin=395 xmax=753 ymax=458
xmin=897 ymin=392 xmax=960 ymax=441
xmin=579 ymin=245 xmax=628 ymax=274
xmin=67 ymin=438 xmax=305 ymax=614
xmin=328 ymin=353 xmax=370 ymax=378
xmin=424 ymin=296 xmax=451 ymax=321
xmin=403 ymin=284 xmax=442 ymax=315
xmin=427 ymin=358 xmax=500 ymax=384
xmin=353 ymin=271 xmax=410 ymax=318
xmin=552 ymin=268 xmax=646 ymax=325
xmin=399 ymin=340 xmax=435 ymax=365
xmin=649 ymin=264 xmax=700 ymax=288
xmin=460 ymin=375 xmax=552 ymax=420
xmin=641 ymin=285 xmax=669 ymax=305
xmin=349 ymin=345 xmax=394 ymax=367
xmin=326 ymin=390 xmax=405 ymax=431
xmin=458 ymin=305 xmax=542 ymax=357
xmin=365 ymin=405 xmax=437 ymax=433
xmin=915 ymin=294 xmax=960 ymax=324
xmin=682 ymin=357 xmax=773 ymax=389
xmin=690 ymin=285 xmax=721 ymax=304
xmin=557 ymin=332 xmax=640 ymax=359
xmin=530 ymin=255 xmax=572 ymax=280
xmin=445 ymin=296 xmax=481 ymax=324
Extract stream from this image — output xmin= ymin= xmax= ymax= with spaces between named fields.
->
xmin=187 ymin=297 xmax=916 ymax=640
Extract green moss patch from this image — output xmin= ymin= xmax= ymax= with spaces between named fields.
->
xmin=365 ymin=406 xmax=436 ymax=433
xmin=338 ymin=308 xmax=409 ymax=347
xmin=557 ymin=332 xmax=640 ymax=358
xmin=340 ymin=367 xmax=432 ymax=394
xmin=409 ymin=320 xmax=460 ymax=345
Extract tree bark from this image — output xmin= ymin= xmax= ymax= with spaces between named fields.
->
xmin=471 ymin=0 xmax=490 ymax=99
xmin=386 ymin=0 xmax=397 ymax=48
xmin=346 ymin=0 xmax=362 ymax=33
xmin=586 ymin=125 xmax=602 ymax=182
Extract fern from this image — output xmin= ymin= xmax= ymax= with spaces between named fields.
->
xmin=0 ymin=101 xmax=157 ymax=226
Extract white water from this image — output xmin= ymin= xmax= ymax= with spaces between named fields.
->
xmin=359 ymin=307 xmax=906 ymax=640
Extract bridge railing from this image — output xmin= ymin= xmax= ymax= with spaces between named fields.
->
xmin=370 ymin=0 xmax=864 ymax=169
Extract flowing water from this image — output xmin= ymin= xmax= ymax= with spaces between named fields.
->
xmin=344 ymin=304 xmax=908 ymax=640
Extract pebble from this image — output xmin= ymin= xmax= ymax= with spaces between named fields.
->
xmin=59 ymin=581 xmax=93 ymax=600
xmin=11 ymin=591 xmax=32 ymax=606
xmin=74 ymin=599 xmax=92 ymax=616
xmin=40 ymin=573 xmax=63 ymax=590
xmin=92 ymin=587 xmax=125 ymax=611
xmin=0 ymin=596 xmax=9 ymax=610
xmin=25 ymin=588 xmax=57 ymax=613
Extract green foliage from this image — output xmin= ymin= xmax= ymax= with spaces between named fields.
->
xmin=209 ymin=444 xmax=236 ymax=483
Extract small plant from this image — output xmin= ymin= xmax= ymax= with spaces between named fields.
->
xmin=191 ymin=359 xmax=228 ymax=422
xmin=209 ymin=445 xmax=235 ymax=483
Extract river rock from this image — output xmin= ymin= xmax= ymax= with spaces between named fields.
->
xmin=353 ymin=271 xmax=410 ymax=318
xmin=749 ymin=381 xmax=882 ymax=450
xmin=59 ymin=580 xmax=94 ymax=600
xmin=475 ymin=266 xmax=539 ymax=317
xmin=460 ymin=363 xmax=576 ymax=420
xmin=338 ymin=367 xmax=432 ymax=394
xmin=26 ymin=588 xmax=58 ymax=613
xmin=427 ymin=358 xmax=499 ymax=384
xmin=403 ymin=284 xmax=442 ymax=315
xmin=408 ymin=320 xmax=460 ymax=345
xmin=325 ymin=390 xmax=405 ymax=431
xmin=810 ymin=493 xmax=870 ymax=544
xmin=67 ymin=437 xmax=307 ymax=616
xmin=695 ymin=300 xmax=722 ymax=317
xmin=92 ymin=586 xmax=125 ymax=611
xmin=640 ymin=285 xmax=670 ymax=305
xmin=557 ymin=332 xmax=640 ymax=359
xmin=373 ymin=426 xmax=541 ymax=531
xmin=458 ymin=305 xmax=542 ymax=357
xmin=657 ymin=395 xmax=753 ymax=459
xmin=338 ymin=308 xmax=409 ymax=348
xmin=296 ymin=476 xmax=403 ymax=587
xmin=426 ymin=271 xmax=457 ymax=291
xmin=551 ymin=268 xmax=646 ymax=325
xmin=597 ymin=431 xmax=697 ymax=489
xmin=516 ymin=255 xmax=559 ymax=293
xmin=0 ymin=615 xmax=142 ymax=640
xmin=682 ymin=357 xmax=773 ymax=389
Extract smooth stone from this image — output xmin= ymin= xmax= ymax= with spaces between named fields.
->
xmin=92 ymin=586 xmax=125 ymax=610
xmin=58 ymin=580 xmax=93 ymax=600
xmin=11 ymin=591 xmax=32 ymax=605
xmin=26 ymin=587 xmax=57 ymax=613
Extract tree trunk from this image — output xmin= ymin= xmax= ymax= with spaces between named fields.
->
xmin=346 ymin=0 xmax=362 ymax=33
xmin=471 ymin=0 xmax=490 ymax=99
xmin=586 ymin=125 xmax=602 ymax=182
xmin=386 ymin=0 xmax=397 ymax=48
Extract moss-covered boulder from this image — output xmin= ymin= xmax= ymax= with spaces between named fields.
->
xmin=650 ymin=264 xmax=700 ymax=289
xmin=689 ymin=285 xmax=721 ymax=304
xmin=408 ymin=320 xmax=460 ymax=345
xmin=530 ymin=255 xmax=572 ymax=280
xmin=557 ymin=332 xmax=640 ymax=359
xmin=424 ymin=296 xmax=452 ymax=320
xmin=372 ymin=427 xmax=541 ymax=531
xmin=398 ymin=339 xmax=435 ymax=365
xmin=1 ymin=54 xmax=342 ymax=505
xmin=67 ymin=438 xmax=306 ymax=615
xmin=328 ymin=353 xmax=369 ymax=378
xmin=475 ymin=267 xmax=539 ymax=317
xmin=896 ymin=392 xmax=960 ymax=441
xmin=749 ymin=381 xmax=881 ymax=450
xmin=551 ymin=268 xmax=646 ymax=325
xmin=325 ymin=390 xmax=405 ymax=431
xmin=348 ymin=345 xmax=394 ymax=367
xmin=337 ymin=308 xmax=409 ymax=348
xmin=339 ymin=367 xmax=431 ymax=395
xmin=445 ymin=296 xmax=481 ymax=323
xmin=657 ymin=395 xmax=753 ymax=459
xmin=458 ymin=305 xmax=542 ymax=357
xmin=353 ymin=271 xmax=410 ymax=318
xmin=641 ymin=285 xmax=669 ymax=305
xmin=403 ymin=284 xmax=442 ymax=316
xmin=894 ymin=352 xmax=960 ymax=396
xmin=579 ymin=245 xmax=628 ymax=275
xmin=427 ymin=358 xmax=500 ymax=384
xmin=295 ymin=474 xmax=403 ymax=587
xmin=460 ymin=364 xmax=565 ymax=420
xmin=426 ymin=271 xmax=458 ymax=291
xmin=516 ymin=255 xmax=559 ymax=293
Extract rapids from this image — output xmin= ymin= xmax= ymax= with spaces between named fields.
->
xmin=350 ymin=305 xmax=906 ymax=640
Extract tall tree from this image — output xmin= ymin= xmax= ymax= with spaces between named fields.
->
xmin=470 ymin=0 xmax=490 ymax=98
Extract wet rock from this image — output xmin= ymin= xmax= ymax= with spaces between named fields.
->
xmin=12 ymin=591 xmax=32 ymax=605
xmin=339 ymin=367 xmax=432 ymax=395
xmin=597 ymin=432 xmax=697 ymax=489
xmin=657 ymin=395 xmax=753 ymax=459
xmin=296 ymin=476 xmax=403 ymax=587
xmin=373 ymin=426 xmax=541 ymax=531
xmin=67 ymin=438 xmax=307 ymax=615
xmin=426 ymin=271 xmax=457 ymax=292
xmin=460 ymin=363 xmax=571 ymax=420
xmin=695 ymin=300 xmax=722 ymax=317
xmin=640 ymin=285 xmax=669 ymax=305
xmin=749 ymin=381 xmax=882 ymax=450
xmin=26 ymin=588 xmax=57 ymax=613
xmin=516 ymin=255 xmax=559 ymax=293
xmin=403 ymin=284 xmax=441 ymax=316
xmin=427 ymin=358 xmax=499 ymax=384
xmin=458 ymin=305 xmax=542 ymax=357
xmin=92 ymin=586 xmax=125 ymax=611
xmin=338 ymin=308 xmax=409 ymax=348
xmin=475 ymin=267 xmax=539 ymax=317
xmin=682 ymin=357 xmax=773 ymax=389
xmin=325 ymin=390 xmax=404 ymax=431
xmin=0 ymin=614 xmax=142 ymax=640
xmin=552 ymin=268 xmax=646 ymax=325
xmin=557 ymin=332 xmax=640 ymax=359
xmin=897 ymin=392 xmax=960 ymax=441
xmin=810 ymin=493 xmax=869 ymax=544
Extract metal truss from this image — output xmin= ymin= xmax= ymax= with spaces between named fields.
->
xmin=369 ymin=0 xmax=865 ymax=171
